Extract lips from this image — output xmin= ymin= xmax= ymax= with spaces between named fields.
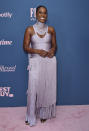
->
xmin=40 ymin=17 xmax=45 ymax=20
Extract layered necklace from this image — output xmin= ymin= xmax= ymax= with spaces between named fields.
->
xmin=34 ymin=20 xmax=48 ymax=35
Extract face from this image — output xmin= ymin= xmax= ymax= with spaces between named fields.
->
xmin=36 ymin=7 xmax=47 ymax=23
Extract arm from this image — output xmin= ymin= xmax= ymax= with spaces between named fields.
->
xmin=23 ymin=26 xmax=48 ymax=57
xmin=47 ymin=26 xmax=57 ymax=58
xmin=23 ymin=26 xmax=40 ymax=54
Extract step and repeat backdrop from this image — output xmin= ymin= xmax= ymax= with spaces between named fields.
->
xmin=0 ymin=0 xmax=89 ymax=107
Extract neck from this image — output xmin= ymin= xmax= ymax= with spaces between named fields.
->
xmin=35 ymin=20 xmax=47 ymax=35
xmin=36 ymin=20 xmax=45 ymax=28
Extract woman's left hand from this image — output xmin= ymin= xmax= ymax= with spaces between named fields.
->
xmin=47 ymin=49 xmax=55 ymax=58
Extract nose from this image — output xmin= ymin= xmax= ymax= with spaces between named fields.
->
xmin=40 ymin=12 xmax=46 ymax=17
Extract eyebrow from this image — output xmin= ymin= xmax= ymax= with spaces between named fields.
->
xmin=39 ymin=10 xmax=47 ymax=13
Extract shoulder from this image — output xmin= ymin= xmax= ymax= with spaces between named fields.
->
xmin=48 ymin=26 xmax=56 ymax=34
xmin=25 ymin=26 xmax=34 ymax=34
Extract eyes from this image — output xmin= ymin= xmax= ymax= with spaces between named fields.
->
xmin=38 ymin=11 xmax=47 ymax=15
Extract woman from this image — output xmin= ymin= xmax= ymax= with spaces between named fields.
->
xmin=23 ymin=5 xmax=57 ymax=127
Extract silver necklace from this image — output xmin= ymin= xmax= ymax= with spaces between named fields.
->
xmin=34 ymin=20 xmax=48 ymax=35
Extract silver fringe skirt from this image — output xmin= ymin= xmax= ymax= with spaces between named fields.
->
xmin=26 ymin=56 xmax=57 ymax=126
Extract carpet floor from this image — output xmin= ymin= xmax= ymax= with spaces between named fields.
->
xmin=0 ymin=105 xmax=89 ymax=131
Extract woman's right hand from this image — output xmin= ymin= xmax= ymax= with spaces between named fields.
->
xmin=38 ymin=50 xmax=48 ymax=57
